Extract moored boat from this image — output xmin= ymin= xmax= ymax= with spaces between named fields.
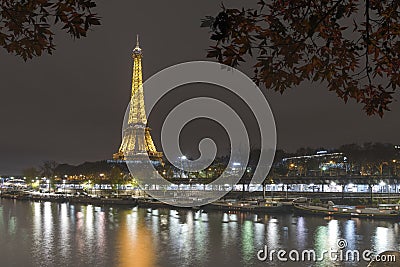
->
xmin=203 ymin=199 xmax=290 ymax=213
xmin=254 ymin=199 xmax=292 ymax=213
xmin=293 ymin=198 xmax=400 ymax=220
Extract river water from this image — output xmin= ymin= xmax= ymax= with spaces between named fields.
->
xmin=0 ymin=198 xmax=399 ymax=267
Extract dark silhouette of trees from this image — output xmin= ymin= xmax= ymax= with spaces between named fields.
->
xmin=296 ymin=147 xmax=316 ymax=156
xmin=22 ymin=166 xmax=39 ymax=186
xmin=109 ymin=166 xmax=124 ymax=195
xmin=40 ymin=160 xmax=58 ymax=178
xmin=0 ymin=0 xmax=100 ymax=60
xmin=55 ymin=160 xmax=126 ymax=176
xmin=39 ymin=160 xmax=58 ymax=190
xmin=202 ymin=0 xmax=400 ymax=116
xmin=339 ymin=142 xmax=397 ymax=174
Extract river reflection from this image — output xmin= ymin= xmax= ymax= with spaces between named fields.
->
xmin=1 ymin=198 xmax=400 ymax=267
xmin=118 ymin=208 xmax=155 ymax=267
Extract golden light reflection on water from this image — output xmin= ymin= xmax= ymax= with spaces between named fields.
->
xmin=117 ymin=210 xmax=156 ymax=267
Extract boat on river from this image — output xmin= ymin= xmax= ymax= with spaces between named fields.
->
xmin=293 ymin=198 xmax=400 ymax=220
xmin=203 ymin=199 xmax=291 ymax=213
xmin=69 ymin=196 xmax=138 ymax=206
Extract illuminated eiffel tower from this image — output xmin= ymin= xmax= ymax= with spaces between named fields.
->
xmin=113 ymin=36 xmax=163 ymax=163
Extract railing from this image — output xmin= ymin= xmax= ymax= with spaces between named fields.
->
xmin=164 ymin=174 xmax=400 ymax=185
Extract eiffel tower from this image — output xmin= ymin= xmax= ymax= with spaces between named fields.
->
xmin=113 ymin=36 xmax=163 ymax=163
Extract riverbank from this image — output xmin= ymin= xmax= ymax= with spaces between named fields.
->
xmin=2 ymin=190 xmax=400 ymax=220
xmin=0 ymin=191 xmax=138 ymax=206
xmin=0 ymin=191 xmax=200 ymax=209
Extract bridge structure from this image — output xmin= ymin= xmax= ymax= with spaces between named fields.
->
xmin=162 ymin=174 xmax=400 ymax=202
xmin=165 ymin=174 xmax=400 ymax=186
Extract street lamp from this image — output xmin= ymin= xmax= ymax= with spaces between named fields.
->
xmin=309 ymin=183 xmax=315 ymax=193
xmin=62 ymin=180 xmax=66 ymax=195
xmin=392 ymin=160 xmax=398 ymax=177
xmin=330 ymin=182 xmax=336 ymax=192
xmin=99 ymin=173 xmax=105 ymax=195
xmin=379 ymin=181 xmax=386 ymax=195
xmin=207 ymin=167 xmax=212 ymax=178
xmin=179 ymin=156 xmax=187 ymax=178
xmin=46 ymin=179 xmax=50 ymax=194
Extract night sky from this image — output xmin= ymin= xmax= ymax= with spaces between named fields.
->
xmin=0 ymin=1 xmax=399 ymax=174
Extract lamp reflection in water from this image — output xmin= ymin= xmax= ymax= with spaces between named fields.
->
xmin=118 ymin=210 xmax=156 ymax=267
xmin=32 ymin=202 xmax=42 ymax=264
xmin=374 ymin=226 xmax=396 ymax=254
xmin=253 ymin=219 xmax=265 ymax=248
xmin=59 ymin=203 xmax=70 ymax=260
xmin=242 ymin=220 xmax=255 ymax=264
xmin=266 ymin=217 xmax=279 ymax=249
xmin=193 ymin=211 xmax=209 ymax=264
xmin=296 ymin=217 xmax=307 ymax=250
xmin=343 ymin=220 xmax=356 ymax=250
xmin=0 ymin=206 xmax=3 ymax=231
xmin=327 ymin=220 xmax=340 ymax=249
xmin=313 ymin=223 xmax=330 ymax=266
xmin=43 ymin=202 xmax=54 ymax=264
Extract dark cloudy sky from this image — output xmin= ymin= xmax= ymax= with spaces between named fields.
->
xmin=0 ymin=0 xmax=399 ymax=174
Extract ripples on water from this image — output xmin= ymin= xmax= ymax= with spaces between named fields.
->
xmin=0 ymin=199 xmax=399 ymax=267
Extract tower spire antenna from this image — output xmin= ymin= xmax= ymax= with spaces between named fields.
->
xmin=133 ymin=34 xmax=142 ymax=55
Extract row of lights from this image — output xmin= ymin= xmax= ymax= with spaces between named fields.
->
xmin=271 ymin=181 xmax=389 ymax=187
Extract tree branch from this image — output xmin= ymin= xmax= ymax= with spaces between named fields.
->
xmin=365 ymin=0 xmax=372 ymax=86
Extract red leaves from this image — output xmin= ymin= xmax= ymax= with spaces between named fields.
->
xmin=360 ymin=84 xmax=393 ymax=116
xmin=203 ymin=0 xmax=400 ymax=116
xmin=0 ymin=0 xmax=101 ymax=60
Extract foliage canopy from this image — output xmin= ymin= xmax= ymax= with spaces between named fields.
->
xmin=202 ymin=0 xmax=400 ymax=116
xmin=0 ymin=0 xmax=100 ymax=60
